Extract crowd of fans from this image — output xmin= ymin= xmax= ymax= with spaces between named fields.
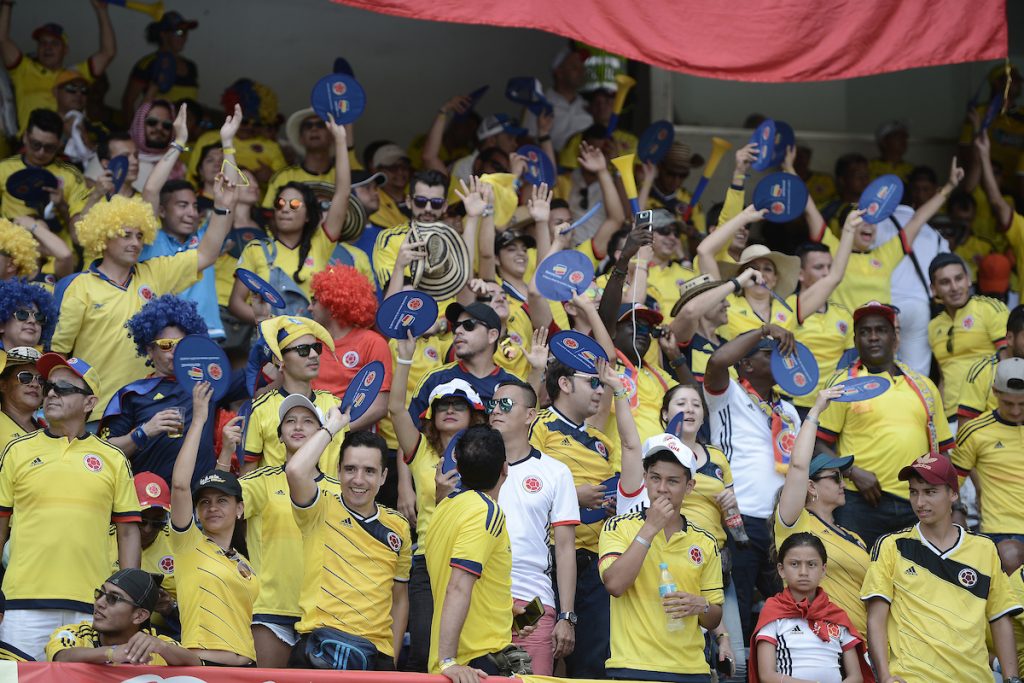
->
xmin=1 ymin=4 xmax=1024 ymax=682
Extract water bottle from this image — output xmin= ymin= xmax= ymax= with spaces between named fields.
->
xmin=658 ymin=563 xmax=683 ymax=632
xmin=724 ymin=507 xmax=751 ymax=547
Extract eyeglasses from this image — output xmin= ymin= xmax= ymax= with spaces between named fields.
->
xmin=453 ymin=319 xmax=487 ymax=333
xmin=573 ymin=373 xmax=602 ymax=390
xmin=139 ymin=514 xmax=170 ymax=530
xmin=145 ymin=117 xmax=174 ymax=131
xmin=485 ymin=397 xmax=518 ymax=414
xmin=61 ymin=83 xmax=88 ymax=95
xmin=15 ymin=372 xmax=42 ymax=386
xmin=42 ymin=380 xmax=92 ymax=396
xmin=27 ymin=139 xmax=59 ymax=154
xmin=151 ymin=338 xmax=181 ymax=351
xmin=811 ymin=472 xmax=844 ymax=485
xmin=12 ymin=309 xmax=46 ymax=324
xmin=434 ymin=398 xmax=469 ymax=413
xmin=653 ymin=226 xmax=679 ymax=237
xmin=275 ymin=197 xmax=304 ymax=211
xmin=94 ymin=587 xmax=140 ymax=609
xmin=300 ymin=119 xmax=327 ymax=131
xmin=412 ymin=195 xmax=445 ymax=210
xmin=283 ymin=342 xmax=323 ymax=357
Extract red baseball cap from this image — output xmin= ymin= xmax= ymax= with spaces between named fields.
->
xmin=134 ymin=472 xmax=171 ymax=511
xmin=898 ymin=454 xmax=958 ymax=492
xmin=853 ymin=301 xmax=897 ymax=327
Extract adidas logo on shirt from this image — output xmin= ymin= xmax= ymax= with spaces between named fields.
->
xmin=341 ymin=518 xmax=353 ymax=527
xmin=29 ymin=457 xmax=43 ymax=467
xmin=274 ymin=490 xmax=286 ymax=496
xmin=789 ymin=625 xmax=802 ymax=634
xmin=561 ymin=437 xmax=572 ymax=447
xmin=995 ymin=441 xmax=1005 ymax=449
xmin=905 ymin=566 xmax=917 ymax=576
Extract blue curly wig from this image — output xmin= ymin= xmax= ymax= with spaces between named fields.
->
xmin=125 ymin=294 xmax=208 ymax=358
xmin=0 ymin=279 xmax=57 ymax=345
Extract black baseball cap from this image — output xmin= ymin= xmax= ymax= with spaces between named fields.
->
xmin=445 ymin=301 xmax=501 ymax=331
xmin=351 ymin=170 xmax=386 ymax=189
xmin=495 ymin=229 xmax=536 ymax=251
xmin=107 ymin=568 xmax=160 ymax=612
xmin=192 ymin=469 xmax=243 ymax=501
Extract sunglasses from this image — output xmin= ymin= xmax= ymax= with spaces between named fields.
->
xmin=434 ymin=398 xmax=469 ymax=413
xmin=61 ymin=83 xmax=88 ymax=94
xmin=15 ymin=372 xmax=42 ymax=386
xmin=275 ymin=197 xmax=304 ymax=211
xmin=453 ymin=319 xmax=487 ymax=333
xmin=412 ymin=195 xmax=445 ymax=210
xmin=573 ymin=373 xmax=602 ymax=390
xmin=43 ymin=380 xmax=92 ymax=396
xmin=27 ymin=139 xmax=59 ymax=154
xmin=634 ymin=322 xmax=652 ymax=337
xmin=283 ymin=342 xmax=323 ymax=357
xmin=145 ymin=117 xmax=174 ymax=131
xmin=139 ymin=514 xmax=170 ymax=530
xmin=653 ymin=226 xmax=679 ymax=237
xmin=95 ymin=587 xmax=141 ymax=608
xmin=485 ymin=397 xmax=517 ymax=414
xmin=12 ymin=309 xmax=46 ymax=324
xmin=811 ymin=472 xmax=844 ymax=485
xmin=152 ymin=338 xmax=181 ymax=351
xmin=301 ymin=119 xmax=327 ymax=131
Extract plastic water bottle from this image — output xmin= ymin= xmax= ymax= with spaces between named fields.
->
xmin=658 ymin=563 xmax=683 ymax=631
xmin=724 ymin=507 xmax=751 ymax=547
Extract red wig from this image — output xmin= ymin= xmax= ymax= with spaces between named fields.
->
xmin=311 ymin=265 xmax=378 ymax=329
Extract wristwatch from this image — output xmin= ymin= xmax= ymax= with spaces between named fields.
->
xmin=556 ymin=611 xmax=578 ymax=626
xmin=1004 ymin=677 xmax=1022 ymax=683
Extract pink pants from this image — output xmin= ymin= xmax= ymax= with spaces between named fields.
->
xmin=512 ymin=598 xmax=557 ymax=675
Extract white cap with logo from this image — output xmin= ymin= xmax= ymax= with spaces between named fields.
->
xmin=641 ymin=434 xmax=704 ymax=476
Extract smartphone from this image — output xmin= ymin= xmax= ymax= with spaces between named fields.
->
xmin=513 ymin=596 xmax=545 ymax=631
xmin=635 ymin=209 xmax=654 ymax=230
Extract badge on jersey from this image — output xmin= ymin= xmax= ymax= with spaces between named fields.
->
xmin=376 ymin=290 xmax=438 ymax=340
xmin=859 ymin=174 xmax=904 ymax=224
xmin=173 ymin=334 xmax=231 ymax=401
xmin=579 ymin=474 xmax=619 ymax=524
xmin=107 ymin=155 xmax=131 ymax=200
xmin=517 ymin=144 xmax=556 ymax=187
xmin=549 ymin=331 xmax=607 ymax=374
xmin=6 ymin=168 xmax=58 ymax=209
xmin=235 ymin=268 xmax=286 ymax=309
xmin=831 ymin=375 xmax=892 ymax=402
xmin=770 ymin=341 xmax=819 ymax=396
xmin=341 ymin=360 xmax=385 ymax=423
xmin=753 ymin=172 xmax=808 ymax=223
xmin=310 ymin=73 xmax=366 ymax=125
xmin=535 ymin=250 xmax=595 ymax=302
xmin=637 ymin=121 xmax=675 ymax=164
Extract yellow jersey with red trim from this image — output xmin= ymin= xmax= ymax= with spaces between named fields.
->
xmin=598 ymin=511 xmax=723 ymax=676
xmin=789 ymin=296 xmax=854 ymax=408
xmin=646 ymin=261 xmax=698 ymax=320
xmin=607 ymin=355 xmax=670 ymax=451
xmin=426 ymin=489 xmax=512 ymax=671
xmin=818 ymin=229 xmax=908 ymax=311
xmin=237 ymin=227 xmax=338 ymax=300
xmin=0 ymin=430 xmax=140 ymax=611
xmin=719 ymin=292 xmax=796 ymax=342
xmin=169 ymin=519 xmax=258 ymax=660
xmin=107 ymin=522 xmax=177 ymax=602
xmin=377 ymin=334 xmax=447 ymax=451
xmin=46 ymin=621 xmax=179 ymax=664
xmin=292 ymin=489 xmax=411 ymax=656
xmin=9 ymin=57 xmax=93 ymax=130
xmin=243 ymin=388 xmax=345 ymax=474
xmin=260 ymin=152 xmax=365 ymax=209
xmin=0 ymin=155 xmax=92 ymax=222
xmin=928 ymin=296 xmax=1009 ymax=418
xmin=953 ymin=410 xmax=1024 ymax=535
xmin=861 ymin=524 xmax=1022 ymax=683
xmin=958 ymin=354 xmax=999 ymax=420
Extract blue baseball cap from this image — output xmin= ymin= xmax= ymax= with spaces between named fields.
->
xmin=477 ymin=114 xmax=526 ymax=140
xmin=808 ymin=453 xmax=854 ymax=478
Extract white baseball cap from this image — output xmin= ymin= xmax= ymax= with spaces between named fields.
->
xmin=278 ymin=394 xmax=325 ymax=425
xmin=641 ymin=434 xmax=703 ymax=476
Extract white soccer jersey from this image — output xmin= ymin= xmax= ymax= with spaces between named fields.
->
xmin=755 ymin=617 xmax=858 ymax=683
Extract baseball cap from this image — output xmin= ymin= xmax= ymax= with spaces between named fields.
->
xmin=743 ymin=337 xmax=776 ymax=359
xmin=54 ymin=70 xmax=87 ymax=89
xmin=151 ymin=11 xmax=199 ymax=33
xmin=371 ymin=144 xmax=409 ymax=169
xmin=278 ymin=393 xmax=326 ymax=425
xmin=351 ymin=170 xmax=386 ymax=190
xmin=898 ymin=454 xmax=958 ymax=492
xmin=874 ymin=120 xmax=908 ymax=145
xmin=106 ymin=568 xmax=160 ymax=612
xmin=445 ymin=301 xmax=501 ymax=331
xmin=424 ymin=379 xmax=484 ymax=419
xmin=642 ymin=434 xmax=699 ymax=477
xmin=993 ymin=357 xmax=1024 ymax=394
xmin=477 ymin=114 xmax=527 ymax=140
xmin=192 ymin=469 xmax=243 ymax=500
xmin=37 ymin=353 xmax=100 ymax=397
xmin=617 ymin=303 xmax=663 ymax=326
xmin=650 ymin=209 xmax=681 ymax=233
xmin=495 ymin=228 xmax=536 ymax=252
xmin=134 ymin=472 xmax=171 ymax=511
xmin=32 ymin=23 xmax=66 ymax=44
xmin=978 ymin=253 xmax=1012 ymax=295
xmin=853 ymin=301 xmax=897 ymax=327
xmin=808 ymin=453 xmax=854 ymax=479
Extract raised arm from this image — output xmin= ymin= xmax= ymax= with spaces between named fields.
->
xmin=696 ymin=205 xmax=766 ymax=279
xmin=524 ymin=183 xmax=554 ymax=330
xmin=195 ymin=172 xmax=238 ymax=272
xmin=974 ymin=132 xmax=1013 ymax=230
xmin=581 ymin=143 xmax=626 ymax=259
xmin=777 ymin=387 xmax=841 ymax=526
xmin=670 ymin=268 xmax=762 ymax=344
xmin=388 ymin=333 xmax=422 ymax=457
xmin=12 ymin=216 xmax=74 ymax=278
xmin=573 ymin=290 xmax=616 ymax=364
xmin=705 ymin=325 xmax=794 ymax=394
xmin=88 ymin=0 xmax=116 ymax=76
xmin=170 ymin=382 xmax=212 ymax=530
xmin=783 ymin=147 xmax=829 ymax=243
xmin=901 ymin=157 xmax=964 ymax=245
xmin=321 ymin=116 xmax=353 ymax=242
xmin=599 ymin=359 xmax=642 ymax=491
xmin=286 ymin=406 xmax=349 ymax=507
xmin=0 ymin=1 xmax=21 ymax=69
xmin=796 ymin=210 xmax=861 ymax=318
xmin=597 ymin=223 xmax=652 ymax=335
xmin=453 ymin=176 xmax=485 ymax=281
xmin=422 ymin=95 xmax=469 ymax=174
xmin=142 ymin=104 xmax=189 ymax=212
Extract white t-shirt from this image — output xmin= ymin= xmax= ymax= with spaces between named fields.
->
xmin=704 ymin=379 xmax=799 ymax=519
xmin=521 ymin=87 xmax=594 ymax=152
xmin=498 ymin=448 xmax=579 ymax=607
xmin=755 ymin=616 xmax=858 ymax=683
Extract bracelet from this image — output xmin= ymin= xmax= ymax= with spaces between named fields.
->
xmin=170 ymin=141 xmax=189 ymax=153
xmin=212 ymin=206 xmax=232 ymax=216
xmin=613 ymin=388 xmax=628 ymax=399
xmin=130 ymin=426 xmax=149 ymax=448
xmin=222 ymin=146 xmax=237 ymax=155
xmin=396 ymin=357 xmax=413 ymax=366
xmin=633 ymin=535 xmax=652 ymax=548
xmin=729 ymin=278 xmax=742 ymax=295
xmin=320 ymin=426 xmax=337 ymax=439
xmin=105 ymin=646 xmax=114 ymax=664
xmin=610 ymin=268 xmax=628 ymax=280
xmin=538 ymin=134 xmax=551 ymax=143
xmin=26 ymin=220 xmax=37 ymax=234
xmin=439 ymin=657 xmax=458 ymax=672
xmin=805 ymin=415 xmax=818 ymax=426
xmin=729 ymin=183 xmax=745 ymax=191
xmin=715 ymin=631 xmax=729 ymax=641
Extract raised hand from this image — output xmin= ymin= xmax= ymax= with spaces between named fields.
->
xmin=440 ymin=94 xmax=472 ymax=116
xmin=220 ymin=103 xmax=243 ymax=144
xmin=397 ymin=331 xmax=417 ymax=364
xmin=781 ymin=145 xmax=797 ymax=175
xmin=946 ymin=156 xmax=965 ymax=188
xmin=212 ymin=172 xmax=239 ymax=210
xmin=528 ymin=182 xmax=552 ymax=224
xmin=734 ymin=142 xmax=758 ymax=176
xmin=396 ymin=234 xmax=428 ymax=270
xmin=596 ymin=357 xmax=624 ymax=393
xmin=509 ymin=152 xmax=527 ymax=179
xmin=190 ymin=381 xmax=214 ymax=424
xmin=325 ymin=113 xmax=348 ymax=147
xmin=577 ymin=141 xmax=607 ymax=174
xmin=456 ymin=176 xmax=487 ymax=218
xmin=172 ymin=102 xmax=189 ymax=147
xmin=525 ymin=327 xmax=549 ymax=370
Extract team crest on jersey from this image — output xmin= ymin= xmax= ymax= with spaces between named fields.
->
xmin=523 ymin=476 xmax=543 ymax=493
xmin=958 ymin=567 xmax=978 ymax=587
xmin=424 ymin=346 xmax=438 ymax=361
xmin=870 ymin=258 xmax=882 ymax=269
xmin=237 ymin=559 xmax=254 ymax=579
xmin=714 ymin=467 xmax=723 ymax=481
xmin=187 ymin=234 xmax=200 ymax=248
xmin=342 ymin=351 xmax=360 ymax=368
xmin=837 ymin=320 xmax=848 ymax=335
xmin=688 ymin=545 xmax=704 ymax=565
xmin=595 ymin=441 xmax=608 ymax=458
xmin=776 ymin=430 xmax=795 ymax=457
xmin=44 ymin=273 xmax=56 ymax=285
xmin=138 ymin=285 xmax=154 ymax=301
xmin=145 ymin=482 xmax=162 ymax=498
xmin=304 ymin=257 xmax=315 ymax=267
xmin=509 ymin=332 xmax=522 ymax=346
xmin=775 ymin=312 xmax=787 ymax=323
xmin=83 ymin=454 xmax=103 ymax=472
xmin=387 ymin=531 xmax=402 ymax=551
xmin=826 ymin=622 xmax=841 ymax=640
xmin=159 ymin=555 xmax=175 ymax=574
xmin=962 ymin=316 xmax=975 ymax=330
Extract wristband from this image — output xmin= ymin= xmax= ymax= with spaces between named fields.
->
xmin=170 ymin=141 xmax=190 ymax=153
xmin=610 ymin=268 xmax=628 ymax=280
xmin=440 ymin=658 xmax=458 ymax=672
xmin=613 ymin=388 xmax=628 ymax=399
xmin=105 ymin=646 xmax=115 ymax=664
xmin=538 ymin=134 xmax=551 ymax=143
xmin=212 ymin=206 xmax=232 ymax=216
xmin=396 ymin=357 xmax=413 ymax=365
xmin=130 ymin=426 xmax=149 ymax=448
xmin=729 ymin=278 xmax=742 ymax=295
xmin=222 ymin=146 xmax=237 ymax=155
xmin=715 ymin=631 xmax=729 ymax=641
xmin=320 ymin=426 xmax=337 ymax=439
xmin=670 ymin=355 xmax=688 ymax=369
xmin=729 ymin=183 xmax=745 ymax=191
xmin=633 ymin=535 xmax=652 ymax=548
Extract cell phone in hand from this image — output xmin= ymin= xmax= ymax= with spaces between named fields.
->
xmin=513 ymin=596 xmax=545 ymax=631
xmin=635 ymin=209 xmax=654 ymax=230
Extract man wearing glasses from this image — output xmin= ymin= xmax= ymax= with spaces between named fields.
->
xmin=488 ymin=379 xmax=578 ymax=675
xmin=45 ymin=568 xmax=198 ymax=665
xmin=372 ymin=168 xmax=450 ymax=288
xmin=0 ymin=353 xmax=141 ymax=660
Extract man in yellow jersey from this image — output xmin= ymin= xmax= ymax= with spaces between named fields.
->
xmin=286 ymin=407 xmax=411 ymax=671
xmin=372 ymin=169 xmax=452 ymax=289
xmin=242 ymin=316 xmax=343 ymax=474
xmin=644 ymin=143 xmax=708 ymax=236
xmin=644 ymin=210 xmax=698 ymax=318
xmin=427 ymin=425 xmax=532 ymax=680
xmin=817 ymin=302 xmax=954 ymax=550
xmin=126 ymin=473 xmax=178 ymax=633
xmin=668 ymin=274 xmax=739 ymax=384
xmin=263 ymin=108 xmax=342 ymax=207
xmin=953 ymin=358 xmax=1024 ymax=543
xmin=868 ymin=121 xmax=914 ymax=181
xmin=959 ymin=306 xmax=1024 ymax=428
xmin=928 ymin=253 xmax=1009 ymax=425
xmin=608 ymin=304 xmax=670 ymax=444
xmin=0 ymin=354 xmax=141 ymax=661
xmin=600 ymin=435 xmax=723 ymax=681
xmin=369 ymin=144 xmax=412 ymax=229
xmin=46 ymin=568 xmax=198 ymax=665
xmin=976 ymin=131 xmax=1024 ymax=305
xmin=862 ymin=454 xmax=1022 ymax=683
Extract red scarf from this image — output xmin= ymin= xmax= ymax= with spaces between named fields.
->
xmin=748 ymin=588 xmax=875 ymax=683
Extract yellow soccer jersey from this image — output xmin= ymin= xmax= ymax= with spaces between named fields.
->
xmin=647 ymin=262 xmax=697 ymax=320
xmin=262 ymin=165 xmax=337 ymax=208
xmin=682 ymin=445 xmax=732 ymax=549
xmin=46 ymin=621 xmax=179 ymax=664
xmin=426 ymin=489 xmax=512 ymax=672
xmin=956 ymin=235 xmax=995 ymax=281
xmin=861 ymin=524 xmax=1022 ymax=683
xmin=953 ymin=411 xmax=1024 ymax=535
xmin=719 ymin=293 xmax=796 ymax=341
xmin=960 ymin=104 xmax=1024 ymax=178
xmin=530 ymin=407 xmax=617 ymax=552
xmin=377 ymin=335 xmax=447 ymax=451
xmin=372 ymin=222 xmax=413 ymax=289
xmin=0 ymin=412 xmax=37 ymax=452
xmin=958 ymin=354 xmax=999 ymax=420
xmin=774 ymin=508 xmax=869 ymax=635
xmin=818 ymin=366 xmax=953 ymax=499
xmin=369 ymin=189 xmax=408 ymax=230
xmin=1010 ymin=567 xmax=1024 ymax=676
xmin=107 ymin=523 xmax=177 ymax=602
xmin=236 ymin=227 xmax=337 ymax=300
xmin=819 ymin=229 xmax=907 ymax=311
xmin=494 ymin=300 xmax=533 ymax=380
xmin=805 ymin=171 xmax=836 ymax=207
xmin=243 ymin=388 xmax=345 ymax=474
xmin=51 ymin=251 xmax=200 ymax=419
xmin=559 ymin=129 xmax=637 ymax=170
xmin=293 ymin=489 xmax=411 ymax=656
xmin=645 ymin=188 xmax=707 ymax=236
xmin=188 ymin=131 xmax=285 ymax=185
xmin=405 ymin=437 xmax=442 ymax=556
xmin=170 ymin=519 xmax=258 ymax=660
xmin=0 ymin=155 xmax=92 ymax=222
xmin=9 ymin=57 xmax=93 ymax=131
xmin=928 ymin=296 xmax=1008 ymax=418
xmin=0 ymin=431 xmax=139 ymax=610
xmin=607 ymin=357 xmax=670 ymax=451
xmin=1003 ymin=213 xmax=1024 ymax=304
xmin=790 ymin=297 xmax=854 ymax=409
xmin=241 ymin=466 xmax=340 ymax=619
xmin=598 ymin=512 xmax=723 ymax=676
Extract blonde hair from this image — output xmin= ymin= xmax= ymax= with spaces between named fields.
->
xmin=0 ymin=219 xmax=40 ymax=277
xmin=74 ymin=195 xmax=159 ymax=256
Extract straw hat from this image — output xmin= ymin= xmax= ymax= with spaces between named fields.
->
xmin=718 ymin=245 xmax=800 ymax=298
xmin=670 ymin=274 xmax=723 ymax=317
xmin=408 ymin=221 xmax=472 ymax=300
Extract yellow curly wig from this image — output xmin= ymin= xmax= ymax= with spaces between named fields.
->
xmin=75 ymin=195 xmax=159 ymax=256
xmin=0 ymin=219 xmax=40 ymax=277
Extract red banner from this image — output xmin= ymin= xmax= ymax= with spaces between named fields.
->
xmin=332 ymin=0 xmax=1007 ymax=82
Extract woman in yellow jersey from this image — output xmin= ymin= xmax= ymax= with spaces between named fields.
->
xmin=0 ymin=347 xmax=43 ymax=449
xmin=170 ymin=382 xmax=258 ymax=666
xmin=773 ymin=386 xmax=869 ymax=636
xmin=389 ymin=333 xmax=487 ymax=673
